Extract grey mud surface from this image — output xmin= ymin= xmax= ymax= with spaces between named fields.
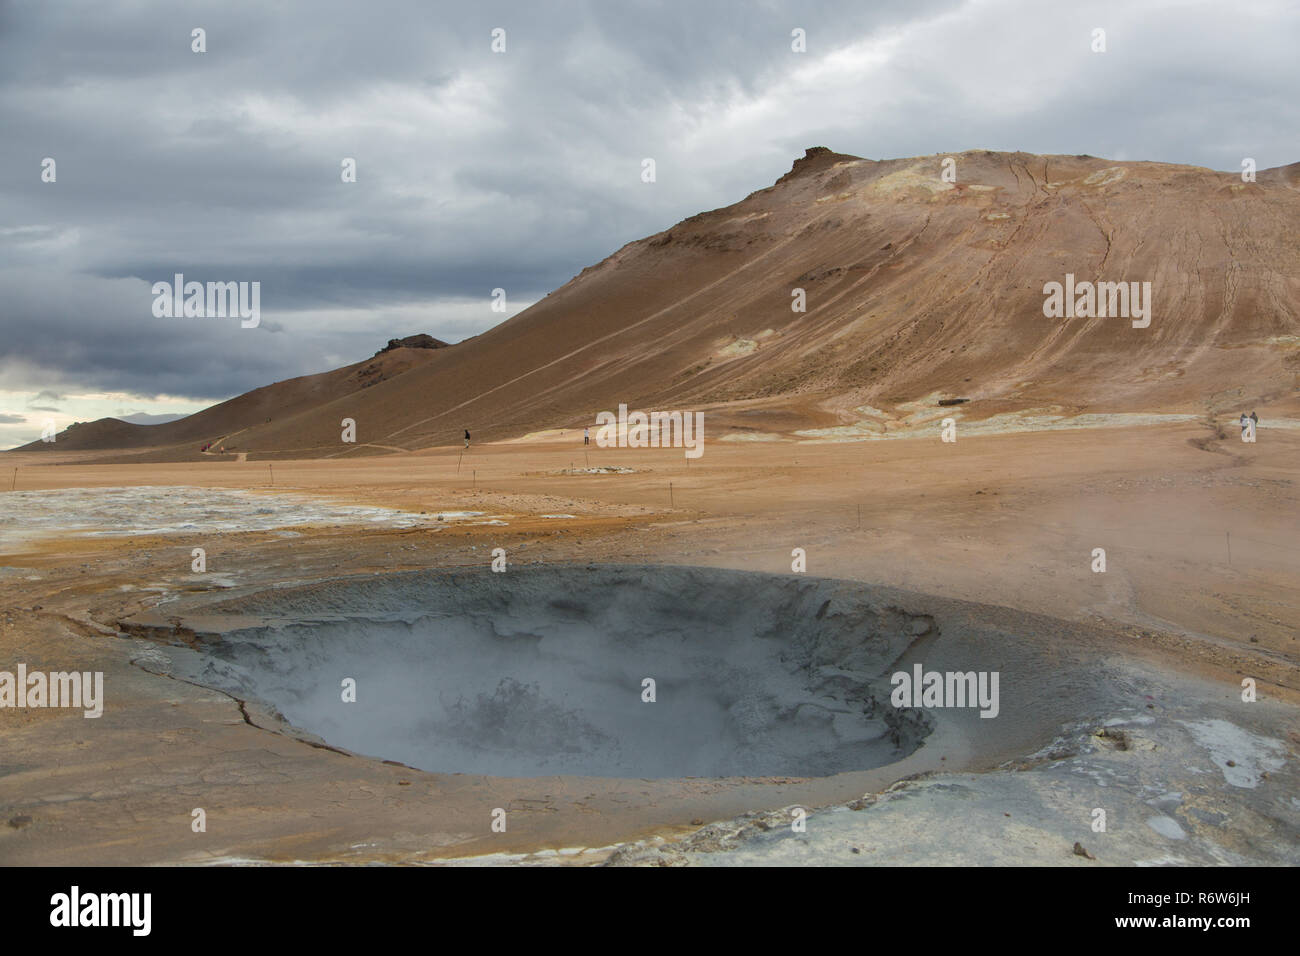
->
xmin=111 ymin=565 xmax=1299 ymax=865
xmin=132 ymin=565 xmax=1104 ymax=777
xmin=606 ymin=657 xmax=1300 ymax=866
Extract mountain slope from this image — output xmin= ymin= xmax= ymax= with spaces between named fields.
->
xmin=20 ymin=346 xmax=439 ymax=456
xmin=25 ymin=148 xmax=1300 ymax=459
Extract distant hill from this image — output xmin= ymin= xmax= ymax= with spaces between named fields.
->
xmin=376 ymin=334 xmax=450 ymax=355
xmin=14 ymin=345 xmax=441 ymax=458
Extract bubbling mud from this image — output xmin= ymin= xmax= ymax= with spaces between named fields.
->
xmin=156 ymin=565 xmax=1112 ymax=781
xmin=170 ymin=566 xmax=950 ymax=778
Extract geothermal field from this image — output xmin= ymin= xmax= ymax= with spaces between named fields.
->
xmin=2 ymin=407 xmax=1298 ymax=867
xmin=2 ymin=4 xmax=1299 ymax=892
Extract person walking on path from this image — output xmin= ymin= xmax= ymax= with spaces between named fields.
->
xmin=584 ymin=427 xmax=590 ymax=446
xmin=464 ymin=428 xmax=471 ymax=449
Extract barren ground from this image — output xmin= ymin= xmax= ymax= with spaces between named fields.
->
xmin=1 ymin=420 xmax=1297 ymax=864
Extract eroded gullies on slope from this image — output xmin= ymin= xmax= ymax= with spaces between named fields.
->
xmin=149 ymin=565 xmax=1106 ymax=780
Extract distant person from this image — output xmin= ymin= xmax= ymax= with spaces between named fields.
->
xmin=1239 ymin=413 xmax=1249 ymax=438
xmin=584 ymin=427 xmax=590 ymax=446
xmin=1250 ymin=411 xmax=1259 ymax=425
xmin=464 ymin=429 xmax=470 ymax=449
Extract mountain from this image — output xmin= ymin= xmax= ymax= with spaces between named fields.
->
xmin=376 ymin=334 xmax=450 ymax=355
xmin=18 ymin=148 xmax=1300 ymax=460
xmin=17 ymin=345 xmax=440 ymax=458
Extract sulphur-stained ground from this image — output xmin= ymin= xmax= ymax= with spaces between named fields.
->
xmin=0 ymin=419 xmax=1297 ymax=865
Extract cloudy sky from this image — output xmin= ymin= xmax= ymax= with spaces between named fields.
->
xmin=1 ymin=0 xmax=1296 ymax=447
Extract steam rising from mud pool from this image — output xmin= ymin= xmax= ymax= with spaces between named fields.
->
xmin=173 ymin=566 xmax=951 ymax=778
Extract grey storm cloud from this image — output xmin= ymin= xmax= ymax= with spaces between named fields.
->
xmin=0 ymin=0 xmax=1296 ymax=406
xmin=0 ymin=413 xmax=25 ymax=424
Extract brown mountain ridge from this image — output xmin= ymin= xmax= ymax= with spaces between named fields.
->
xmin=20 ymin=147 xmax=1300 ymax=461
